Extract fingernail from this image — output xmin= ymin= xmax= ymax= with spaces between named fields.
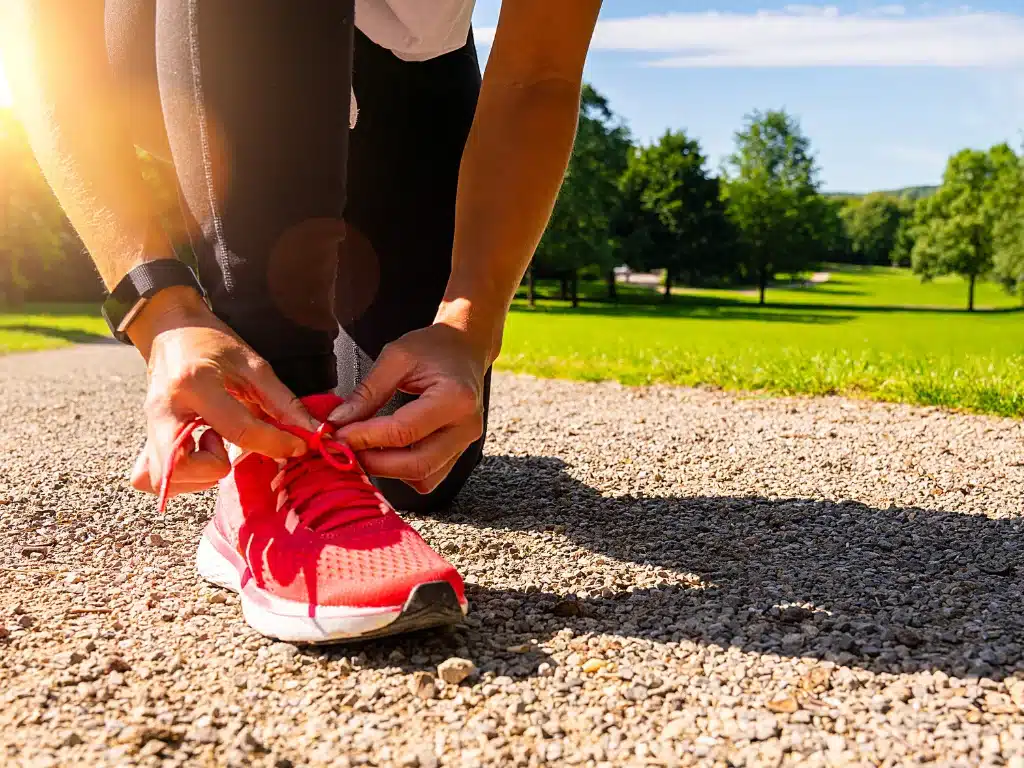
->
xmin=327 ymin=406 xmax=347 ymax=423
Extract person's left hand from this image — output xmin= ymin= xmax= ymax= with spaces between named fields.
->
xmin=327 ymin=323 xmax=490 ymax=494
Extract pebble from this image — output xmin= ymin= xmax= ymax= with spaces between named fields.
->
xmin=3 ymin=349 xmax=1024 ymax=767
xmin=437 ymin=658 xmax=476 ymax=685
xmin=271 ymin=643 xmax=299 ymax=659
xmin=61 ymin=732 xmax=83 ymax=747
xmin=410 ymin=672 xmax=437 ymax=700
xmin=660 ymin=719 xmax=688 ymax=740
xmin=766 ymin=696 xmax=799 ymax=714
xmin=139 ymin=739 xmax=165 ymax=757
xmin=1009 ymin=681 xmax=1024 ymax=709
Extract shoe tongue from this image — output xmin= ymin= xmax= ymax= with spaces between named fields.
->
xmin=300 ymin=393 xmax=345 ymax=423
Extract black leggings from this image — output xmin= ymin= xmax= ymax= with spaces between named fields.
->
xmin=104 ymin=0 xmax=489 ymax=512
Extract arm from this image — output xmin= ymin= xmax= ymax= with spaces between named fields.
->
xmin=1 ymin=1 xmax=313 ymax=493
xmin=438 ymin=0 xmax=604 ymax=362
xmin=332 ymin=1 xmax=603 ymax=490
xmin=1 ymin=0 xmax=167 ymax=294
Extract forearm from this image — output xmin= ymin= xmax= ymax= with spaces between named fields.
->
xmin=1 ymin=1 xmax=170 ymax=291
xmin=438 ymin=78 xmax=582 ymax=363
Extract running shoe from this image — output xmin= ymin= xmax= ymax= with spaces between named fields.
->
xmin=159 ymin=393 xmax=467 ymax=643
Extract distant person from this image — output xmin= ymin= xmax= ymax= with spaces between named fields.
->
xmin=1 ymin=1 xmax=601 ymax=642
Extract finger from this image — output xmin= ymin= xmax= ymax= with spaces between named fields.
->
xmin=356 ymin=419 xmax=481 ymax=482
xmin=131 ymin=449 xmax=155 ymax=494
xmin=408 ymin=453 xmax=461 ymax=495
xmin=142 ymin=409 xmax=202 ymax=493
xmin=198 ymin=428 xmax=229 ymax=465
xmin=134 ymin=444 xmax=228 ymax=496
xmin=328 ymin=345 xmax=412 ymax=426
xmin=155 ymin=475 xmax=228 ymax=498
xmin=246 ymin=361 xmax=319 ymax=432
xmin=336 ymin=390 xmax=468 ymax=451
xmin=184 ymin=379 xmax=307 ymax=459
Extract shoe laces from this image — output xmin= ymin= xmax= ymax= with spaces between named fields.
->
xmin=157 ymin=420 xmax=388 ymax=534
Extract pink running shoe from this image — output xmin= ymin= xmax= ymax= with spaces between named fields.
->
xmin=160 ymin=394 xmax=467 ymax=643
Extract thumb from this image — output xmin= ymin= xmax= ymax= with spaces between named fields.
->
xmin=329 ymin=344 xmax=410 ymax=426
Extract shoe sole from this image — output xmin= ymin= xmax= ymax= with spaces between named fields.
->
xmin=196 ymin=523 xmax=467 ymax=644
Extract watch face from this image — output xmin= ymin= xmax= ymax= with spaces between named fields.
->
xmin=102 ymin=293 xmax=139 ymax=343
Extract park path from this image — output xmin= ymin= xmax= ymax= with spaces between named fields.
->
xmin=1 ymin=344 xmax=1024 ymax=767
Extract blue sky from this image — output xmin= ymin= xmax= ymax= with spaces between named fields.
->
xmin=2 ymin=2 xmax=1022 ymax=192
xmin=475 ymin=0 xmax=1024 ymax=192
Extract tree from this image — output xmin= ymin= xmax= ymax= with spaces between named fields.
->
xmin=989 ymin=147 xmax=1024 ymax=299
xmin=617 ymin=130 xmax=736 ymax=300
xmin=841 ymin=193 xmax=913 ymax=265
xmin=722 ymin=110 xmax=825 ymax=304
xmin=890 ymin=206 xmax=919 ymax=268
xmin=911 ymin=144 xmax=1019 ymax=311
xmin=0 ymin=110 xmax=68 ymax=307
xmin=808 ymin=195 xmax=850 ymax=264
xmin=533 ymin=84 xmax=632 ymax=306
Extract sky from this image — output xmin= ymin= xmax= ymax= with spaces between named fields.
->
xmin=2 ymin=1 xmax=1023 ymax=192
xmin=473 ymin=0 xmax=1024 ymax=192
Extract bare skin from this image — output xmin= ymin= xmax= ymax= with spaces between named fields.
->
xmin=2 ymin=0 xmax=602 ymax=496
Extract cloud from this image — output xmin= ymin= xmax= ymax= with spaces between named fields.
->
xmin=475 ymin=7 xmax=1024 ymax=68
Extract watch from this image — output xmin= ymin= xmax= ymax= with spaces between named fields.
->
xmin=102 ymin=259 xmax=207 ymax=344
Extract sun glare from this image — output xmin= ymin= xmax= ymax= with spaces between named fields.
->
xmin=0 ymin=60 xmax=11 ymax=107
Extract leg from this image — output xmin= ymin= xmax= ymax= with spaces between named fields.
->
xmin=148 ymin=0 xmax=354 ymax=397
xmin=336 ymin=29 xmax=488 ymax=514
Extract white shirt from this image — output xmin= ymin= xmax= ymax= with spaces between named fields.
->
xmin=355 ymin=0 xmax=477 ymax=62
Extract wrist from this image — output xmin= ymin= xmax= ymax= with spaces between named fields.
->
xmin=125 ymin=285 xmax=212 ymax=358
xmin=433 ymin=297 xmax=505 ymax=367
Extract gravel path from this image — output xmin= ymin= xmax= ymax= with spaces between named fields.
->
xmin=2 ymin=345 xmax=1024 ymax=767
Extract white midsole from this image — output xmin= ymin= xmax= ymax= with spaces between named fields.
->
xmin=196 ymin=522 xmax=410 ymax=643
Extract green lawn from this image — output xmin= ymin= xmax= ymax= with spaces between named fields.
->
xmin=5 ymin=268 xmax=1024 ymax=417
xmin=0 ymin=304 xmax=109 ymax=354
xmin=502 ymin=267 xmax=1024 ymax=417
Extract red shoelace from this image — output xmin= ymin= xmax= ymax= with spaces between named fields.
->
xmin=157 ymin=419 xmax=386 ymax=533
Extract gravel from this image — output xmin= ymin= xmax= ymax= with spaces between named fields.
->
xmin=1 ymin=344 xmax=1024 ymax=767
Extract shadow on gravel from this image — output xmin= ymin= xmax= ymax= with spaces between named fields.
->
xmin=373 ymin=454 xmax=1022 ymax=683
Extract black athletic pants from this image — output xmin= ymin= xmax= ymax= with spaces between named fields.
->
xmin=104 ymin=0 xmax=489 ymax=512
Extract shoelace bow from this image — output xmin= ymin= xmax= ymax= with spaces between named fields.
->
xmin=157 ymin=419 xmax=386 ymax=534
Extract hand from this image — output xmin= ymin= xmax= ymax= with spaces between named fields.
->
xmin=328 ymin=322 xmax=490 ymax=494
xmin=128 ymin=286 xmax=318 ymax=499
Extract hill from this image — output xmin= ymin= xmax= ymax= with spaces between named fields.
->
xmin=826 ymin=185 xmax=937 ymax=201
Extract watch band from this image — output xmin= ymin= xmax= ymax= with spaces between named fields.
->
xmin=102 ymin=259 xmax=206 ymax=345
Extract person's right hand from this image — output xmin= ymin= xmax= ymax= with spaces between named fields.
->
xmin=126 ymin=286 xmax=318 ymax=499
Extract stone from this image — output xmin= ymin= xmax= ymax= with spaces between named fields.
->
xmin=410 ymin=672 xmax=437 ymax=700
xmin=766 ymin=696 xmax=799 ymax=714
xmin=437 ymin=658 xmax=476 ymax=685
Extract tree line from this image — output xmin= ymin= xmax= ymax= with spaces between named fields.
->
xmin=0 ymin=108 xmax=182 ymax=306
xmin=2 ymin=91 xmax=1023 ymax=311
xmin=535 ymin=86 xmax=1024 ymax=311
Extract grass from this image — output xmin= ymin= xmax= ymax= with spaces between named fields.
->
xmin=501 ymin=266 xmax=1024 ymax=418
xmin=0 ymin=303 xmax=109 ymax=354
xmin=5 ymin=267 xmax=1024 ymax=417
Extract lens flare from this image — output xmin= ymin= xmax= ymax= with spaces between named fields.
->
xmin=0 ymin=59 xmax=12 ymax=108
